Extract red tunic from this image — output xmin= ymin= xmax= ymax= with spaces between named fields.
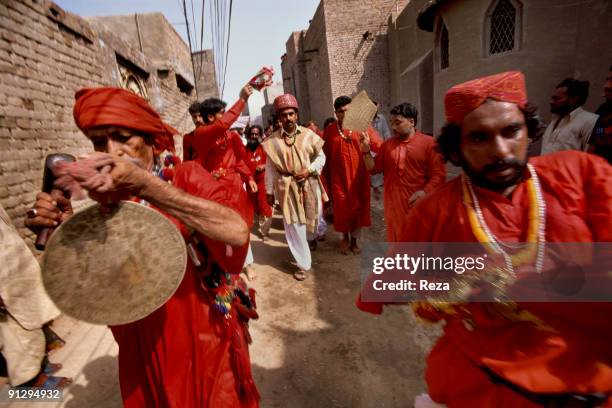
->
xmin=193 ymin=100 xmax=254 ymax=225
xmin=182 ymin=130 xmax=197 ymax=161
xmin=370 ymin=131 xmax=446 ymax=242
xmin=245 ymin=145 xmax=272 ymax=217
xmin=323 ymin=125 xmax=382 ymax=233
xmin=359 ymin=151 xmax=612 ymax=407
xmin=110 ymin=161 xmax=258 ymax=408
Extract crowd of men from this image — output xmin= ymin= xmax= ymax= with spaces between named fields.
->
xmin=0 ymin=63 xmax=610 ymax=407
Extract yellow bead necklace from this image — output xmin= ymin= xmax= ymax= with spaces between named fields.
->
xmin=462 ymin=164 xmax=546 ymax=276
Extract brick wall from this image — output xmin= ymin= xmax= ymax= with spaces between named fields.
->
xmin=324 ymin=0 xmax=408 ymax=117
xmin=428 ymin=0 xmax=612 ymax=133
xmin=281 ymin=0 xmax=408 ymax=127
xmin=0 ymin=0 xmax=197 ymax=241
xmin=192 ymin=49 xmax=219 ymax=100
xmin=387 ymin=0 xmax=434 ymax=133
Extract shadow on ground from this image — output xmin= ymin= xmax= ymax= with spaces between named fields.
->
xmin=247 ymin=201 xmax=439 ymax=408
xmin=64 ymin=356 xmax=121 ymax=408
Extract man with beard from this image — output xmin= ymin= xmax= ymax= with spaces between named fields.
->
xmin=25 ymin=87 xmax=259 ymax=407
xmin=361 ymin=102 xmax=446 ymax=242
xmin=262 ymin=94 xmax=326 ymax=281
xmin=587 ymin=64 xmax=612 ymax=163
xmin=541 ymin=78 xmax=598 ymax=154
xmin=182 ymin=101 xmax=204 ymax=161
xmin=323 ymin=96 xmax=382 ymax=254
xmin=357 ymin=71 xmax=612 ymax=407
xmin=245 ymin=125 xmax=273 ymax=240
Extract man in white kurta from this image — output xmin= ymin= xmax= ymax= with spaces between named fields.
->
xmin=262 ymin=94 xmax=327 ymax=281
xmin=541 ymin=78 xmax=599 ymax=154
xmin=0 ymin=204 xmax=60 ymax=385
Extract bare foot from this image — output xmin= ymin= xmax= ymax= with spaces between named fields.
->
xmin=350 ymin=238 xmax=361 ymax=255
xmin=339 ymin=237 xmax=350 ymax=255
xmin=243 ymin=265 xmax=256 ymax=281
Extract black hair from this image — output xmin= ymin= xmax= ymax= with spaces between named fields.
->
xmin=200 ymin=98 xmax=227 ymax=123
xmin=390 ymin=102 xmax=418 ymax=126
xmin=249 ymin=125 xmax=263 ymax=135
xmin=334 ymin=96 xmax=352 ymax=111
xmin=323 ymin=117 xmax=337 ymax=129
xmin=436 ymin=102 xmax=544 ymax=166
xmin=557 ymin=78 xmax=590 ymax=107
xmin=188 ymin=101 xmax=201 ymax=114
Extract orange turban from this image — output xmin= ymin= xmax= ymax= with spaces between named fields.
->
xmin=444 ymin=71 xmax=528 ymax=124
xmin=273 ymin=94 xmax=299 ymax=113
xmin=73 ymin=87 xmax=177 ymax=154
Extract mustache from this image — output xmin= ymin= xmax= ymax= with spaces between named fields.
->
xmin=482 ymin=158 xmax=523 ymax=173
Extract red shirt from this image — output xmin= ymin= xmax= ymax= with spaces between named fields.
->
xmin=322 ymin=125 xmax=382 ymax=232
xmin=371 ymin=131 xmax=446 ymax=241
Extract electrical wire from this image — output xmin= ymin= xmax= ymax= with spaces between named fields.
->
xmin=181 ymin=0 xmax=199 ymax=98
xmin=221 ymin=0 xmax=232 ymax=97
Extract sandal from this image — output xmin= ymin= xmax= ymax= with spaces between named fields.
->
xmin=27 ymin=373 xmax=72 ymax=389
xmin=293 ymin=269 xmax=308 ymax=281
xmin=43 ymin=362 xmax=62 ymax=375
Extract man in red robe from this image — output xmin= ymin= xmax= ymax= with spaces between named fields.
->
xmin=193 ymin=87 xmax=258 ymax=279
xmin=358 ymin=71 xmax=612 ymax=407
xmin=361 ymin=102 xmax=446 ymax=242
xmin=182 ymin=100 xmax=204 ymax=161
xmin=25 ymin=87 xmax=260 ymax=407
xmin=323 ymin=95 xmax=382 ymax=254
xmin=245 ymin=125 xmax=273 ymax=239
xmin=193 ymin=89 xmax=257 ymax=220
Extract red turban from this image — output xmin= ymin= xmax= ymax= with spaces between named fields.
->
xmin=444 ymin=71 xmax=528 ymax=124
xmin=73 ymin=87 xmax=177 ymax=154
xmin=273 ymin=94 xmax=299 ymax=113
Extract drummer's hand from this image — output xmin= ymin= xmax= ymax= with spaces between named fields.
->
xmin=82 ymin=152 xmax=149 ymax=203
xmin=24 ymin=191 xmax=73 ymax=232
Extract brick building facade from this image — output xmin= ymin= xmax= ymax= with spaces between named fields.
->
xmin=192 ymin=49 xmax=219 ymax=100
xmin=281 ymin=0 xmax=408 ymax=127
xmin=389 ymin=0 xmax=612 ymax=135
xmin=0 ymin=0 xmax=205 ymax=240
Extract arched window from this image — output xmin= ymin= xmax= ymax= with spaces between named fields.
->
xmin=486 ymin=0 xmax=521 ymax=55
xmin=440 ymin=23 xmax=449 ymax=69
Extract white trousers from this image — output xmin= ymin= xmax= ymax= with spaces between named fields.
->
xmin=284 ymin=221 xmax=315 ymax=270
xmin=0 ymin=313 xmax=45 ymax=385
xmin=317 ymin=210 xmax=327 ymax=237
xmin=243 ymin=243 xmax=254 ymax=267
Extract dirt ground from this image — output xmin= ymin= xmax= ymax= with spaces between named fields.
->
xmin=1 ymin=200 xmax=442 ymax=408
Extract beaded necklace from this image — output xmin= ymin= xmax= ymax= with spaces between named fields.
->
xmin=462 ymin=164 xmax=546 ymax=276
xmin=337 ymin=123 xmax=352 ymax=141
xmin=281 ymin=126 xmax=298 ymax=147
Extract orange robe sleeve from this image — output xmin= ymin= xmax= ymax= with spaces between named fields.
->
xmin=582 ymin=154 xmax=612 ymax=241
xmin=422 ymin=137 xmax=446 ymax=194
xmin=192 ymin=99 xmax=245 ymax=160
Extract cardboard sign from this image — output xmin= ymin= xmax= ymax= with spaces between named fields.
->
xmin=343 ymin=90 xmax=377 ymax=132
